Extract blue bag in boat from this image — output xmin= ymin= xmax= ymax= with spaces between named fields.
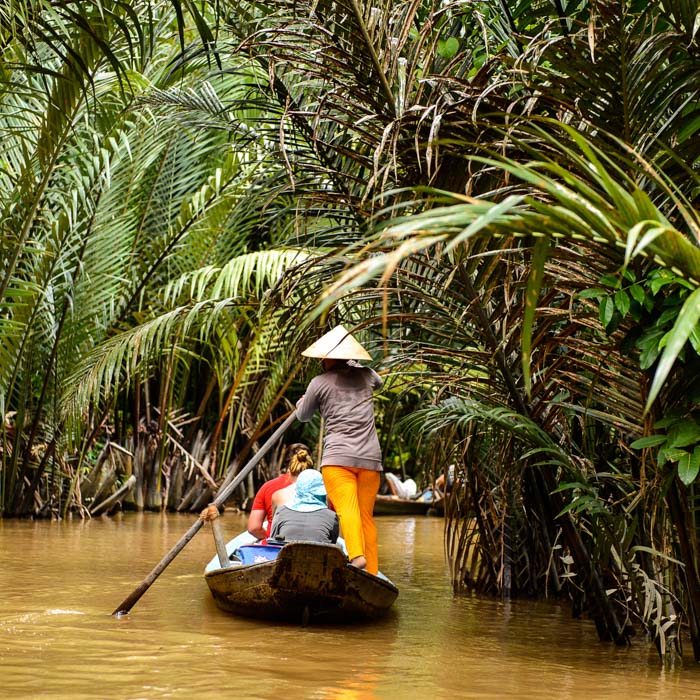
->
xmin=236 ymin=543 xmax=284 ymax=565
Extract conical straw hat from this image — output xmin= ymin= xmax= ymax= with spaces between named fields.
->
xmin=301 ymin=324 xmax=372 ymax=361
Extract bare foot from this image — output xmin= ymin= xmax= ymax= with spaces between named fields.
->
xmin=350 ymin=555 xmax=367 ymax=569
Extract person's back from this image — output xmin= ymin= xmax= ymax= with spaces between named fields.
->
xmin=269 ymin=469 xmax=339 ymax=545
xmin=247 ymin=473 xmax=291 ymax=539
xmin=296 ymin=362 xmax=382 ymax=470
xmin=270 ymin=505 xmax=338 ymax=543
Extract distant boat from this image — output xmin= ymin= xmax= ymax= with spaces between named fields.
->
xmin=204 ymin=535 xmax=398 ymax=624
xmin=374 ymin=493 xmax=444 ymax=516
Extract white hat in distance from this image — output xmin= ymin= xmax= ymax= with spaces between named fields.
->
xmin=301 ymin=324 xmax=372 ymax=361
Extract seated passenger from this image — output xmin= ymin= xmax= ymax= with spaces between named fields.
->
xmin=434 ymin=464 xmax=456 ymax=497
xmin=269 ymin=469 xmax=339 ymax=545
xmin=385 ymin=471 xmax=418 ymax=499
xmin=247 ymin=442 xmax=311 ymax=540
xmin=271 ymin=444 xmax=314 ymax=515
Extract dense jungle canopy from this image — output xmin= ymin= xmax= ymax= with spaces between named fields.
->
xmin=1 ymin=0 xmax=699 ymax=663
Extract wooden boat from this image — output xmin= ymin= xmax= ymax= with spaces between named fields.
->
xmin=373 ymin=494 xmax=433 ymax=516
xmin=204 ymin=537 xmax=398 ymax=624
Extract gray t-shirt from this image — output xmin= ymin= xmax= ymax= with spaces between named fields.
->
xmin=269 ymin=506 xmax=340 ymax=544
xmin=296 ymin=366 xmax=383 ymax=470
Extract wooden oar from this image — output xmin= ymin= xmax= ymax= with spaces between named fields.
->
xmin=112 ymin=410 xmax=297 ymax=615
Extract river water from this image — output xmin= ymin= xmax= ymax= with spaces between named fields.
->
xmin=2 ymin=512 xmax=700 ymax=699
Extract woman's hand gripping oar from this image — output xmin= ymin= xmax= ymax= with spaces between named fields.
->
xmin=112 ymin=410 xmax=297 ymax=616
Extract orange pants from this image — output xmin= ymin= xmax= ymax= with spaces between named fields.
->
xmin=322 ymin=466 xmax=380 ymax=575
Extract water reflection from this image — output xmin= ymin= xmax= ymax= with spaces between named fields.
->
xmin=1 ymin=513 xmax=700 ymax=699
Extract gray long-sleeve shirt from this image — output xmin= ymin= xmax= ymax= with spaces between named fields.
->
xmin=296 ymin=365 xmax=383 ymax=470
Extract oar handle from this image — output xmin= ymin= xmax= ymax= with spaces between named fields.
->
xmin=112 ymin=410 xmax=297 ymax=616
xmin=212 ymin=410 xmax=298 ymax=507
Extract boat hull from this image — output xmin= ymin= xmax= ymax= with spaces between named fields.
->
xmin=205 ymin=541 xmax=398 ymax=623
xmin=373 ymin=494 xmax=433 ymax=515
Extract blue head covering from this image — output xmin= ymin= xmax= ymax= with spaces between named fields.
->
xmin=289 ymin=469 xmax=328 ymax=512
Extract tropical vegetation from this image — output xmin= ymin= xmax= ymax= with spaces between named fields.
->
xmin=1 ymin=0 xmax=699 ymax=662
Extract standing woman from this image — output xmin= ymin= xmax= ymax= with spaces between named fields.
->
xmin=296 ymin=325 xmax=383 ymax=574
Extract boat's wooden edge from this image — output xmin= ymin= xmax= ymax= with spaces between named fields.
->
xmin=204 ymin=540 xmax=399 ymax=593
xmin=373 ymin=494 xmax=433 ymax=515
xmin=204 ymin=558 xmax=275 ymax=579
xmin=347 ymin=564 xmax=399 ymax=593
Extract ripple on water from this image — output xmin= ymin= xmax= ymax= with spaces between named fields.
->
xmin=2 ymin=513 xmax=700 ymax=700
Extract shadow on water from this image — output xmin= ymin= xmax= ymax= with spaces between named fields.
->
xmin=2 ymin=512 xmax=700 ymax=699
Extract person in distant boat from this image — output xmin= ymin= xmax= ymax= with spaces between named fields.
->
xmin=384 ymin=472 xmax=418 ymax=499
xmin=269 ymin=469 xmax=339 ymax=544
xmin=295 ymin=324 xmax=383 ymax=575
xmin=434 ymin=463 xmax=456 ymax=497
xmin=247 ymin=443 xmax=313 ymax=540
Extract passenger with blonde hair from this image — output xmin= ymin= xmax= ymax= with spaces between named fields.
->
xmin=271 ymin=444 xmax=314 ymax=514
xmin=246 ymin=443 xmax=313 ymax=540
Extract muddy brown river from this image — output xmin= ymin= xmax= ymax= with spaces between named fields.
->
xmin=2 ymin=512 xmax=700 ymax=698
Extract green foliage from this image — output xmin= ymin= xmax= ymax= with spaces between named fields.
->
xmin=0 ymin=1 xmax=330 ymax=511
xmin=583 ymin=264 xmax=700 ymax=433
xmin=631 ymin=413 xmax=700 ymax=485
xmin=3 ymin=0 xmax=700 ymax=664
